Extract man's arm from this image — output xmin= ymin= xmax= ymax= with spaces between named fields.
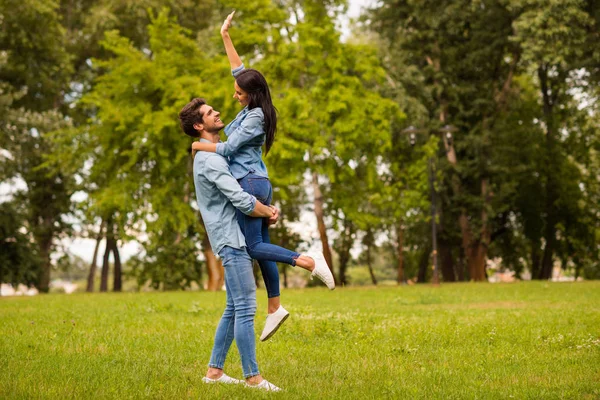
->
xmin=252 ymin=201 xmax=276 ymax=218
xmin=203 ymin=155 xmax=274 ymax=218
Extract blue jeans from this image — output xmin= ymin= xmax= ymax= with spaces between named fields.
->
xmin=208 ymin=246 xmax=259 ymax=378
xmin=237 ymin=173 xmax=300 ymax=298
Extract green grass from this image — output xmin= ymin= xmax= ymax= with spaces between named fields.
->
xmin=1 ymin=282 xmax=599 ymax=399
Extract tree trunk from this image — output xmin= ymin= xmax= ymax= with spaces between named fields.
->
xmin=439 ymin=242 xmax=455 ymax=282
xmin=417 ymin=245 xmax=431 ymax=283
xmin=364 ymin=229 xmax=377 ymax=285
xmin=396 ymin=223 xmax=404 ymax=284
xmin=252 ymin=260 xmax=261 ymax=288
xmin=538 ymin=64 xmax=558 ymax=281
xmin=366 ymin=245 xmax=377 ymax=286
xmin=100 ymin=216 xmax=114 ymax=292
xmin=202 ymin=236 xmax=223 ymax=291
xmin=198 ymin=215 xmax=224 ymax=291
xmin=311 ymin=171 xmax=335 ymax=281
xmin=457 ymin=248 xmax=465 ymax=281
xmin=87 ymin=220 xmax=104 ymax=292
xmin=468 ymin=243 xmax=488 ymax=281
xmin=280 ymin=236 xmax=289 ymax=288
xmin=100 ymin=238 xmax=111 ymax=292
xmin=38 ymin=242 xmax=52 ymax=293
xmin=111 ymin=238 xmax=122 ymax=292
xmin=33 ymin=219 xmax=54 ymax=293
xmin=472 ymin=178 xmax=492 ymax=281
xmin=336 ymin=218 xmax=355 ymax=286
xmin=282 ymin=264 xmax=288 ymax=288
xmin=530 ymin=243 xmax=541 ymax=279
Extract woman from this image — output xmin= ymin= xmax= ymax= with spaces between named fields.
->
xmin=192 ymin=11 xmax=335 ymax=342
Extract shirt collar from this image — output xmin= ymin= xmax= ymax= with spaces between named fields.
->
xmin=200 ymin=137 xmax=223 ymax=144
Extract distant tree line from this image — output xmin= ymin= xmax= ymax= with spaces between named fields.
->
xmin=1 ymin=0 xmax=599 ymax=292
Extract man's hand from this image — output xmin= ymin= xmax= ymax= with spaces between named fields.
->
xmin=221 ymin=10 xmax=235 ymax=36
xmin=268 ymin=205 xmax=279 ymax=226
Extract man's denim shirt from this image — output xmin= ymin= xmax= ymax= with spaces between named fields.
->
xmin=193 ymin=138 xmax=257 ymax=255
xmin=215 ymin=64 xmax=269 ymax=180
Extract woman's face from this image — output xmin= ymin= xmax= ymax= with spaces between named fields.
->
xmin=233 ymin=81 xmax=249 ymax=107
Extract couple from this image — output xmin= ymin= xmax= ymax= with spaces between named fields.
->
xmin=178 ymin=12 xmax=335 ymax=391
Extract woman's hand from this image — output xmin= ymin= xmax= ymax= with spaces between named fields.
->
xmin=221 ymin=10 xmax=235 ymax=36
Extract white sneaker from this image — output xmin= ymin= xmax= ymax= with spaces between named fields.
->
xmin=306 ymin=251 xmax=335 ymax=290
xmin=246 ymin=379 xmax=282 ymax=392
xmin=202 ymin=373 xmax=242 ymax=385
xmin=260 ymin=306 xmax=290 ymax=342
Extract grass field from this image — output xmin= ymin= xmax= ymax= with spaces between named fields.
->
xmin=1 ymin=281 xmax=599 ymax=399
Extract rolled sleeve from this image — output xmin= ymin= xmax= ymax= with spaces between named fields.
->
xmin=204 ymin=155 xmax=256 ymax=215
xmin=216 ymin=108 xmax=264 ymax=157
xmin=232 ymin=63 xmax=245 ymax=78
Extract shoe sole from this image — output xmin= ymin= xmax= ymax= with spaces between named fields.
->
xmin=313 ymin=271 xmax=336 ymax=290
xmin=260 ymin=313 xmax=290 ymax=342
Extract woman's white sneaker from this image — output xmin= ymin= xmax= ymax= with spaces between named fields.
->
xmin=246 ymin=379 xmax=282 ymax=392
xmin=260 ymin=305 xmax=290 ymax=342
xmin=202 ymin=373 xmax=242 ymax=385
xmin=306 ymin=251 xmax=335 ymax=290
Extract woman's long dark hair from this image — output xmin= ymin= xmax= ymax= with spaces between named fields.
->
xmin=235 ymin=69 xmax=277 ymax=155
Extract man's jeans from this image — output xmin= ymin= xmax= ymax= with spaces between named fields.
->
xmin=208 ymin=246 xmax=259 ymax=378
xmin=237 ymin=173 xmax=300 ymax=298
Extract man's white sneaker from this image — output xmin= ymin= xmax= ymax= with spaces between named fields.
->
xmin=306 ymin=251 xmax=336 ymax=290
xmin=246 ymin=379 xmax=282 ymax=392
xmin=202 ymin=373 xmax=242 ymax=385
xmin=260 ymin=306 xmax=290 ymax=342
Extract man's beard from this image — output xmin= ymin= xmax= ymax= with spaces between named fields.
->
xmin=206 ymin=125 xmax=224 ymax=133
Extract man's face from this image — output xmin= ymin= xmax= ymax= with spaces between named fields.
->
xmin=194 ymin=104 xmax=225 ymax=133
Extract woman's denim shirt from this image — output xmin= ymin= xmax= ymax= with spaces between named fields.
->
xmin=215 ymin=64 xmax=269 ymax=180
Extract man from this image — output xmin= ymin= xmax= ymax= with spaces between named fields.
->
xmin=179 ymin=98 xmax=281 ymax=391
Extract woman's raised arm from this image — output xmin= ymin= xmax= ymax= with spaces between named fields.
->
xmin=221 ymin=11 xmax=243 ymax=70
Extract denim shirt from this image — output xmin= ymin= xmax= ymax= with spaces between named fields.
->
xmin=215 ymin=64 xmax=269 ymax=180
xmin=193 ymin=138 xmax=257 ymax=254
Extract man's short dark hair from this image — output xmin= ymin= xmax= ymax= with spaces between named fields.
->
xmin=179 ymin=98 xmax=206 ymax=138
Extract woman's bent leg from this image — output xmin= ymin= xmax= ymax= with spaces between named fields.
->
xmin=236 ymin=209 xmax=285 ymax=298
xmin=238 ymin=211 xmax=300 ymax=264
xmin=257 ymin=217 xmax=282 ymax=299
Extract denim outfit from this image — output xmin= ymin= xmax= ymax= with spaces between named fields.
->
xmin=217 ymin=64 xmax=300 ymax=298
xmin=193 ymin=141 xmax=259 ymax=378
xmin=207 ymin=246 xmax=259 ymax=378
xmin=215 ymin=64 xmax=268 ymax=180
xmin=237 ymin=173 xmax=299 ymax=298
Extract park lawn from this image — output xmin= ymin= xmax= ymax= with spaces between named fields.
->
xmin=0 ymin=281 xmax=599 ymax=399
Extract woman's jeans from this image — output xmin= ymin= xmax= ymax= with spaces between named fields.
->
xmin=237 ymin=173 xmax=300 ymax=299
xmin=208 ymin=246 xmax=259 ymax=378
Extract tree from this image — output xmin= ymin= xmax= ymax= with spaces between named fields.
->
xmin=510 ymin=0 xmax=599 ymax=279
xmin=0 ymin=203 xmax=41 ymax=288
xmin=369 ymin=0 xmax=532 ymax=281
xmin=57 ymin=10 xmax=240 ymax=290
xmin=0 ymin=0 xmax=76 ymax=292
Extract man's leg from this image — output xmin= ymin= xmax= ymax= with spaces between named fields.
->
xmin=205 ymin=245 xmax=281 ymax=390
xmin=221 ymin=246 xmax=260 ymax=378
xmin=206 ymin=280 xmax=235 ymax=377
